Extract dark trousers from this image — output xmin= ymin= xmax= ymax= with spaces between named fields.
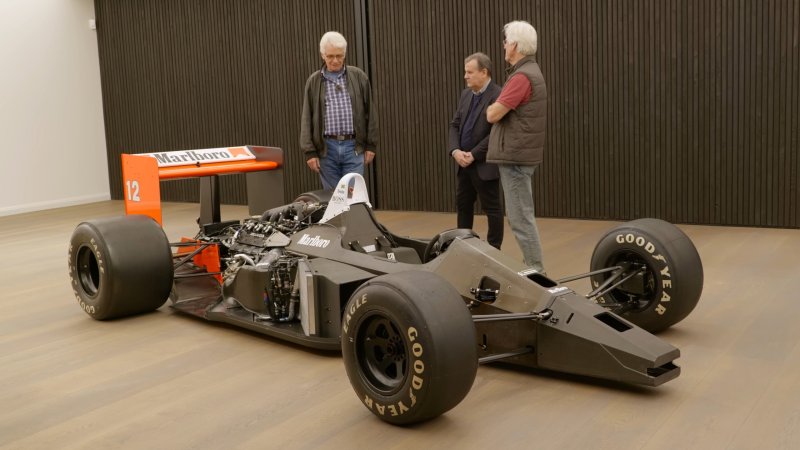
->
xmin=456 ymin=168 xmax=504 ymax=249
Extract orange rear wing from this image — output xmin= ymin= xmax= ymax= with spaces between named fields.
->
xmin=121 ymin=146 xmax=284 ymax=226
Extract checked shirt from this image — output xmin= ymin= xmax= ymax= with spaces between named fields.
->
xmin=322 ymin=69 xmax=354 ymax=136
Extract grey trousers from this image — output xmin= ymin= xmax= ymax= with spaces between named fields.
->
xmin=498 ymin=164 xmax=544 ymax=273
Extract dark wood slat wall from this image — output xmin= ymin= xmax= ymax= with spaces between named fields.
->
xmin=369 ymin=0 xmax=799 ymax=227
xmin=95 ymin=0 xmax=359 ymax=203
xmin=95 ymin=0 xmax=799 ymax=227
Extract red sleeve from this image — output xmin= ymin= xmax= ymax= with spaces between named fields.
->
xmin=496 ymin=74 xmax=532 ymax=110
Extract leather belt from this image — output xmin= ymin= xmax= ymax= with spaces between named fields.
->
xmin=324 ymin=134 xmax=355 ymax=141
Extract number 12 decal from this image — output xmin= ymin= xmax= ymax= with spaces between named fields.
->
xmin=126 ymin=180 xmax=141 ymax=202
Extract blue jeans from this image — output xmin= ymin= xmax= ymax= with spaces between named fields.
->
xmin=499 ymin=164 xmax=544 ymax=272
xmin=319 ymin=138 xmax=364 ymax=190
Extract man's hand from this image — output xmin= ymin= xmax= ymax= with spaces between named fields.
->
xmin=364 ymin=150 xmax=375 ymax=165
xmin=452 ymin=150 xmax=474 ymax=168
xmin=307 ymin=157 xmax=321 ymax=173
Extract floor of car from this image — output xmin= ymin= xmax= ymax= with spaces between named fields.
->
xmin=3 ymin=200 xmax=799 ymax=449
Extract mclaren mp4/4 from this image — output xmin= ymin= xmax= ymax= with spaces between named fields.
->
xmin=69 ymin=153 xmax=703 ymax=425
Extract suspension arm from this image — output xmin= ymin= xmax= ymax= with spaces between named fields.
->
xmin=472 ymin=310 xmax=553 ymax=323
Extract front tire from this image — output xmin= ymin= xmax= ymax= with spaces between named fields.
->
xmin=68 ymin=215 xmax=174 ymax=320
xmin=590 ymin=218 xmax=703 ymax=332
xmin=341 ymin=271 xmax=477 ymax=425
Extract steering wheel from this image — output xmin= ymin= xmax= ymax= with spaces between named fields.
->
xmin=422 ymin=229 xmax=479 ymax=263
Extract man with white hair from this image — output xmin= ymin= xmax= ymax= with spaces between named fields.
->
xmin=300 ymin=31 xmax=378 ymax=190
xmin=486 ymin=20 xmax=548 ymax=273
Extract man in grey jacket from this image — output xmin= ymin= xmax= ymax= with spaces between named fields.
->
xmin=300 ymin=31 xmax=378 ymax=190
xmin=487 ymin=20 xmax=548 ymax=273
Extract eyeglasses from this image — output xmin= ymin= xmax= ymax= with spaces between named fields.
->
xmin=324 ymin=54 xmax=345 ymax=61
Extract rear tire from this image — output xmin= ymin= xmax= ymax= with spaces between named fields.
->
xmin=590 ymin=218 xmax=703 ymax=332
xmin=341 ymin=271 xmax=477 ymax=425
xmin=68 ymin=215 xmax=174 ymax=320
xmin=293 ymin=190 xmax=332 ymax=223
xmin=294 ymin=189 xmax=332 ymax=205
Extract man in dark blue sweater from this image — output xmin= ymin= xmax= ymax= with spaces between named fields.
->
xmin=448 ymin=53 xmax=504 ymax=249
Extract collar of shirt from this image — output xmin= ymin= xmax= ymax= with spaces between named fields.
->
xmin=472 ymin=78 xmax=492 ymax=95
xmin=322 ymin=66 xmax=347 ymax=83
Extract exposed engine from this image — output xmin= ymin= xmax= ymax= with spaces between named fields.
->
xmin=199 ymin=200 xmax=326 ymax=322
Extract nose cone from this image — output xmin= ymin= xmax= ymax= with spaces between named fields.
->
xmin=536 ymin=293 xmax=681 ymax=386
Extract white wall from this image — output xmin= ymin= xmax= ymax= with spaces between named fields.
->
xmin=0 ymin=0 xmax=108 ymax=217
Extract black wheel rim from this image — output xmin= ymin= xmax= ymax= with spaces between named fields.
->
xmin=355 ymin=312 xmax=408 ymax=395
xmin=76 ymin=245 xmax=100 ymax=297
xmin=598 ymin=250 xmax=656 ymax=311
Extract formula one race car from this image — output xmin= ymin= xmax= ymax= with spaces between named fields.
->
xmin=68 ymin=150 xmax=703 ymax=425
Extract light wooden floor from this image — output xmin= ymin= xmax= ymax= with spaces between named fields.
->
xmin=2 ymin=201 xmax=800 ymax=449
